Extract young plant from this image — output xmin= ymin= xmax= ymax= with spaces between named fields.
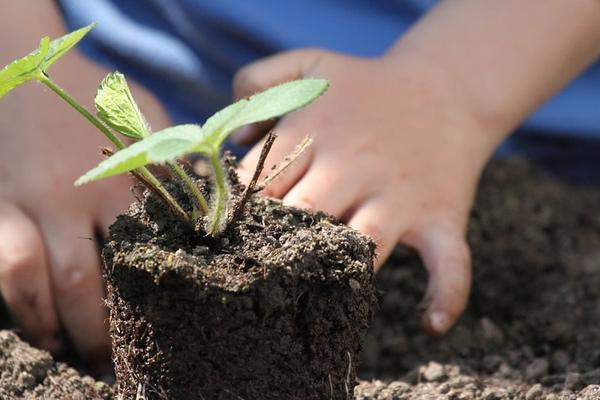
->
xmin=0 ymin=24 xmax=190 ymax=224
xmin=0 ymin=24 xmax=328 ymax=235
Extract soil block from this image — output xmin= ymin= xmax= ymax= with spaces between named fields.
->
xmin=102 ymin=185 xmax=376 ymax=400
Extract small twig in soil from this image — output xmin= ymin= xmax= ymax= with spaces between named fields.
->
xmin=223 ymin=388 xmax=247 ymax=400
xmin=135 ymin=383 xmax=146 ymax=400
xmin=253 ymin=134 xmax=313 ymax=194
xmin=345 ymin=351 xmax=353 ymax=399
xmin=228 ymin=131 xmax=277 ymax=226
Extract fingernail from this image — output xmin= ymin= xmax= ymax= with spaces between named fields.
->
xmin=230 ymin=126 xmax=252 ymax=145
xmin=429 ymin=311 xmax=450 ymax=334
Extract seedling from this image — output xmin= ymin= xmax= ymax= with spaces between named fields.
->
xmin=0 ymin=24 xmax=328 ymax=235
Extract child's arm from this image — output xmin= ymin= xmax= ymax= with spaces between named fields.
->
xmin=234 ymin=0 xmax=600 ymax=334
xmin=0 ymin=1 xmax=170 ymax=362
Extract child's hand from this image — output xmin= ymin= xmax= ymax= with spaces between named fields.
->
xmin=0 ymin=82 xmax=131 ymax=361
xmin=233 ymin=0 xmax=600 ymax=335
xmin=0 ymin=1 xmax=171 ymax=362
xmin=0 ymin=77 xmax=169 ymax=363
xmin=233 ymin=49 xmax=499 ymax=334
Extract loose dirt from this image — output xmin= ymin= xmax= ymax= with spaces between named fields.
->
xmin=356 ymin=159 xmax=600 ymax=399
xmin=0 ymin=331 xmax=112 ymax=399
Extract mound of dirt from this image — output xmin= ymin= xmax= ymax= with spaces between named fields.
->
xmin=0 ymin=331 xmax=112 ymax=400
xmin=358 ymin=159 xmax=600 ymax=399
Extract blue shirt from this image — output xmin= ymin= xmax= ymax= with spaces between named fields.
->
xmin=58 ymin=0 xmax=600 ymax=183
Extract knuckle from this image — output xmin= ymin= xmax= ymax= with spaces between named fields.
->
xmin=447 ymin=240 xmax=471 ymax=272
xmin=357 ymin=222 xmax=385 ymax=248
xmin=299 ymin=47 xmax=324 ymax=58
xmin=291 ymin=195 xmax=316 ymax=212
xmin=0 ymin=239 xmax=40 ymax=284
xmin=52 ymin=259 xmax=95 ymax=299
xmin=233 ymin=68 xmax=258 ymax=96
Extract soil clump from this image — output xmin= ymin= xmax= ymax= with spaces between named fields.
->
xmin=103 ymin=173 xmax=376 ymax=399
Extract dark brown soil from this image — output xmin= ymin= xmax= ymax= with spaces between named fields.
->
xmin=0 ymin=330 xmax=112 ymax=400
xmin=356 ymin=158 xmax=600 ymax=399
xmin=102 ymin=174 xmax=377 ymax=399
xmin=0 ymin=158 xmax=599 ymax=399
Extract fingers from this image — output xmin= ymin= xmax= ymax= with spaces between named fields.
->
xmin=283 ymin=159 xmax=361 ymax=218
xmin=41 ymin=217 xmax=110 ymax=362
xmin=345 ymin=196 xmax=471 ymax=336
xmin=347 ymin=197 xmax=403 ymax=270
xmin=237 ymin=125 xmax=314 ymax=197
xmin=233 ymin=48 xmax=332 ymax=195
xmin=233 ymin=49 xmax=323 ymax=100
xmin=0 ymin=203 xmax=60 ymax=352
xmin=230 ymin=121 xmax=277 ymax=146
xmin=408 ymin=222 xmax=471 ymax=336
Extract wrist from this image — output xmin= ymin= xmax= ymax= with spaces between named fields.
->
xmin=378 ymin=48 xmax=508 ymax=169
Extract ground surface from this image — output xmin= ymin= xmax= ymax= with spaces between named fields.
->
xmin=0 ymin=158 xmax=599 ymax=399
xmin=356 ymin=159 xmax=600 ymax=399
xmin=0 ymin=331 xmax=112 ymax=399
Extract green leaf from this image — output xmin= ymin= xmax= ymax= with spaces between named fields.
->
xmin=75 ymin=124 xmax=205 ymax=185
xmin=215 ymin=78 xmax=328 ymax=145
xmin=0 ymin=37 xmax=49 ymax=99
xmin=0 ymin=23 xmax=94 ymax=99
xmin=43 ymin=24 xmax=95 ymax=70
xmin=195 ymin=100 xmax=248 ymax=148
xmin=95 ymin=72 xmax=150 ymax=139
xmin=75 ymin=79 xmax=330 ymax=185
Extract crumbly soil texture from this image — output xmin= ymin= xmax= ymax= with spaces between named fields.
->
xmin=0 ymin=330 xmax=112 ymax=399
xmin=356 ymin=159 xmax=600 ymax=399
xmin=1 ymin=158 xmax=599 ymax=400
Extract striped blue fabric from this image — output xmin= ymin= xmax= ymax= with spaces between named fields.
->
xmin=58 ymin=0 xmax=600 ymax=182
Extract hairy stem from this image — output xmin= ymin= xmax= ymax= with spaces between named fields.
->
xmin=39 ymin=73 xmax=125 ymax=149
xmin=40 ymin=74 xmax=191 ymax=225
xmin=132 ymin=169 xmax=192 ymax=225
xmin=167 ymin=161 xmax=210 ymax=217
xmin=208 ymin=149 xmax=227 ymax=235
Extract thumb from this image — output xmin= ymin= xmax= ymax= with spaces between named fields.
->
xmin=410 ymin=223 xmax=472 ymax=335
xmin=231 ymin=49 xmax=324 ymax=145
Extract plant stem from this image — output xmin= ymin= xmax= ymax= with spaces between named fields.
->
xmin=131 ymin=168 xmax=191 ymax=225
xmin=39 ymin=73 xmax=125 ymax=149
xmin=39 ymin=74 xmax=191 ymax=225
xmin=167 ymin=161 xmax=210 ymax=217
xmin=208 ymin=149 xmax=227 ymax=235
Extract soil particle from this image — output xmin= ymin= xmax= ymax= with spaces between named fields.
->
xmin=420 ymin=361 xmax=446 ymax=382
xmin=525 ymin=358 xmax=550 ymax=382
xmin=525 ymin=383 xmax=543 ymax=400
